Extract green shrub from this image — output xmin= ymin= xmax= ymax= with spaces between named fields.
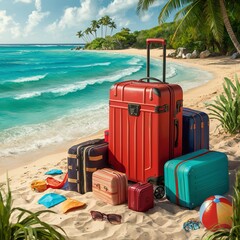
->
xmin=85 ymin=37 xmax=107 ymax=50
xmin=0 ymin=177 xmax=66 ymax=240
xmin=207 ymin=75 xmax=240 ymax=134
xmin=202 ymin=170 xmax=240 ymax=239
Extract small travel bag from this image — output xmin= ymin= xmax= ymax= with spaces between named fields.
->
xmin=128 ymin=182 xmax=154 ymax=212
xmin=92 ymin=168 xmax=128 ymax=205
xmin=164 ymin=149 xmax=229 ymax=209
xmin=68 ymin=139 xmax=108 ymax=194
xmin=182 ymin=108 xmax=209 ymax=154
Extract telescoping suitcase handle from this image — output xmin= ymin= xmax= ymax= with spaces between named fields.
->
xmin=145 ymin=38 xmax=167 ymax=83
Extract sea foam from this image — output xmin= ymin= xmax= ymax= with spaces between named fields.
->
xmin=0 ymin=103 xmax=108 ymax=158
xmin=13 ymin=65 xmax=142 ymax=99
xmin=11 ymin=74 xmax=48 ymax=83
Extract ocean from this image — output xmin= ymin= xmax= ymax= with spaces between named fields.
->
xmin=0 ymin=44 xmax=212 ymax=166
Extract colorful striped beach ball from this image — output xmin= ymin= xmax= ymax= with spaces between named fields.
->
xmin=199 ymin=195 xmax=233 ymax=231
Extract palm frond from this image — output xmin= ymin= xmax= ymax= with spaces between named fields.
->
xmin=169 ymin=0 xmax=203 ymax=41
xmin=204 ymin=0 xmax=224 ymax=42
xmin=158 ymin=0 xmax=193 ymax=23
xmin=137 ymin=0 xmax=158 ymax=14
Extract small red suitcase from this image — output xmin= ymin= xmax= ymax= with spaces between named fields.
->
xmin=108 ymin=38 xmax=183 ymax=198
xmin=128 ymin=182 xmax=154 ymax=212
xmin=92 ymin=168 xmax=128 ymax=205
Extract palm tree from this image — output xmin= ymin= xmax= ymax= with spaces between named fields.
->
xmin=84 ymin=27 xmax=93 ymax=42
xmin=98 ymin=18 xmax=104 ymax=38
xmin=219 ymin=0 xmax=240 ymax=53
xmin=137 ymin=0 xmax=240 ymax=53
xmin=109 ymin=21 xmax=117 ymax=36
xmin=101 ymin=15 xmax=112 ymax=37
xmin=91 ymin=20 xmax=100 ymax=38
xmin=76 ymin=30 xmax=87 ymax=43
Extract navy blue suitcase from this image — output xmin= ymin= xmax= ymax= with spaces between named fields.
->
xmin=182 ymin=108 xmax=209 ymax=154
xmin=68 ymin=139 xmax=109 ymax=194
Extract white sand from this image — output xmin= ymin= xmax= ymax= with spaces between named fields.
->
xmin=1 ymin=48 xmax=240 ymax=240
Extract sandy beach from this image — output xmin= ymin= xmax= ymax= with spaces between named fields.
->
xmin=1 ymin=48 xmax=240 ymax=240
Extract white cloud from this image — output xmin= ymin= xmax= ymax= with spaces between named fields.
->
xmin=10 ymin=25 xmax=21 ymax=38
xmin=149 ymin=0 xmax=165 ymax=8
xmin=58 ymin=7 xmax=79 ymax=29
xmin=25 ymin=10 xmax=49 ymax=35
xmin=140 ymin=12 xmax=153 ymax=22
xmin=24 ymin=0 xmax=49 ymax=36
xmin=35 ymin=0 xmax=41 ymax=11
xmin=99 ymin=0 xmax=138 ymax=16
xmin=46 ymin=0 xmax=99 ymax=32
xmin=0 ymin=10 xmax=21 ymax=38
xmin=14 ymin=0 xmax=32 ymax=3
xmin=0 ymin=10 xmax=11 ymax=33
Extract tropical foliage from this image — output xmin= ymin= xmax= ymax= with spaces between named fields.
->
xmin=137 ymin=0 xmax=240 ymax=54
xmin=85 ymin=28 xmax=138 ymax=50
xmin=0 ymin=178 xmax=66 ymax=240
xmin=76 ymin=2 xmax=240 ymax=53
xmin=76 ymin=15 xmax=117 ymax=43
xmin=207 ymin=75 xmax=240 ymax=134
xmin=202 ymin=169 xmax=240 ymax=239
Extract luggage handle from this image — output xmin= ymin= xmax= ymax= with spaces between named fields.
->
xmin=139 ymin=77 xmax=164 ymax=83
xmin=146 ymin=38 xmax=166 ymax=83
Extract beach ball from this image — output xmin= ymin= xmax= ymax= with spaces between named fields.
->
xmin=199 ymin=195 xmax=232 ymax=231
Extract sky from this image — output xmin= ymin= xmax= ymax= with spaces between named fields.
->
xmin=0 ymin=0 xmax=169 ymax=44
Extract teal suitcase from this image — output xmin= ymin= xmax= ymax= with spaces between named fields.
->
xmin=164 ymin=149 xmax=229 ymax=209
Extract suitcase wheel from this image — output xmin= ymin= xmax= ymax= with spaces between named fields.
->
xmin=154 ymin=185 xmax=165 ymax=199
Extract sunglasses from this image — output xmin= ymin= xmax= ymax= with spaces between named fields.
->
xmin=90 ymin=211 xmax=122 ymax=225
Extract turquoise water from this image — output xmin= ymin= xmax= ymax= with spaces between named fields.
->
xmin=0 ymin=44 xmax=212 ymax=160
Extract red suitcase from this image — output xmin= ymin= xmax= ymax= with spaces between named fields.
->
xmin=128 ymin=182 xmax=154 ymax=212
xmin=108 ymin=38 xmax=183 ymax=198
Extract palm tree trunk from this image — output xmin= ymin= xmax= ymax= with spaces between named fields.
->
xmin=219 ymin=0 xmax=240 ymax=54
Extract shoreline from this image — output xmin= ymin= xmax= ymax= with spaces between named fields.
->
xmin=105 ymin=48 xmax=240 ymax=109
xmin=1 ymin=48 xmax=240 ymax=177
xmin=1 ymin=48 xmax=240 ymax=240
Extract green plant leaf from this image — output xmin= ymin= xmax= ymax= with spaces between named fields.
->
xmin=208 ymin=75 xmax=240 ymax=134
xmin=0 ymin=177 xmax=67 ymax=240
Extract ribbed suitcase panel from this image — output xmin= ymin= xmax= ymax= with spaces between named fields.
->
xmin=164 ymin=149 xmax=229 ymax=209
xmin=182 ymin=108 xmax=209 ymax=154
xmin=109 ymin=80 xmax=182 ymax=183
xmin=92 ymin=168 xmax=128 ymax=205
xmin=67 ymin=139 xmax=108 ymax=194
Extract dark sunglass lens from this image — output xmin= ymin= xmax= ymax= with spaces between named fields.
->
xmin=107 ymin=214 xmax=122 ymax=224
xmin=91 ymin=211 xmax=103 ymax=221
